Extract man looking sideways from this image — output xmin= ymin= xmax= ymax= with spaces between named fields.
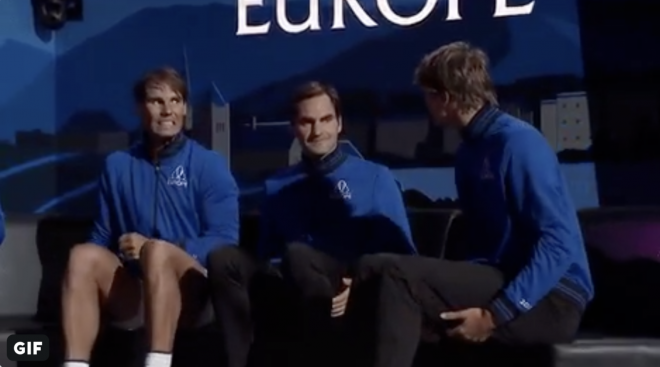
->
xmin=355 ymin=42 xmax=594 ymax=367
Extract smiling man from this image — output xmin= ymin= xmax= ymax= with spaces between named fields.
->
xmin=207 ymin=81 xmax=417 ymax=367
xmin=60 ymin=67 xmax=239 ymax=367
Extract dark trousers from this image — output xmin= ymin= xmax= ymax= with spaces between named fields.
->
xmin=353 ymin=254 xmax=584 ymax=367
xmin=207 ymin=246 xmax=289 ymax=367
xmin=206 ymin=244 xmax=356 ymax=367
xmin=280 ymin=242 xmax=351 ymax=367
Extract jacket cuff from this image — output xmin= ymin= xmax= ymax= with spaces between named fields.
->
xmin=486 ymin=294 xmax=520 ymax=326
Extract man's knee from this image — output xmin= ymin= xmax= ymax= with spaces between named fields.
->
xmin=207 ymin=246 xmax=253 ymax=284
xmin=139 ymin=239 xmax=177 ymax=271
xmin=66 ymin=243 xmax=115 ymax=280
xmin=281 ymin=242 xmax=318 ymax=269
xmin=355 ymin=253 xmax=399 ymax=279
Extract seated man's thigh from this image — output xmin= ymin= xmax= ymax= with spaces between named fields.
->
xmin=141 ymin=240 xmax=210 ymax=326
xmin=67 ymin=243 xmax=141 ymax=322
xmin=387 ymin=256 xmax=506 ymax=309
xmin=281 ymin=242 xmax=345 ymax=293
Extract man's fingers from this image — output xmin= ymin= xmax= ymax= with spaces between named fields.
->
xmin=120 ymin=243 xmax=135 ymax=251
xmin=332 ymin=293 xmax=349 ymax=307
xmin=440 ymin=310 xmax=466 ymax=320
xmin=332 ymin=291 xmax=350 ymax=314
xmin=331 ymin=309 xmax=345 ymax=318
xmin=334 ymin=287 xmax=350 ymax=301
xmin=331 ymin=303 xmax=347 ymax=317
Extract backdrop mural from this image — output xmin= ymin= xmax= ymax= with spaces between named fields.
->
xmin=0 ymin=0 xmax=658 ymax=215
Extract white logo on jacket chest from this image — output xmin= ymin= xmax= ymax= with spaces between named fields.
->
xmin=332 ymin=180 xmax=351 ymax=200
xmin=167 ymin=165 xmax=188 ymax=187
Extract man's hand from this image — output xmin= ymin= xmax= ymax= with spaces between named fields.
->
xmin=441 ymin=308 xmax=495 ymax=343
xmin=119 ymin=233 xmax=149 ymax=260
xmin=331 ymin=278 xmax=352 ymax=318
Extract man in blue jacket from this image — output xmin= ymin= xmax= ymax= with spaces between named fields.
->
xmin=355 ymin=42 xmax=594 ymax=367
xmin=207 ymin=81 xmax=416 ymax=367
xmin=60 ymin=67 xmax=239 ymax=367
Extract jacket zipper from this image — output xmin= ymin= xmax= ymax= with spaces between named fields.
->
xmin=151 ymin=162 xmax=161 ymax=238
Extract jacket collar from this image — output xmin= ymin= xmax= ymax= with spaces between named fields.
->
xmin=301 ymin=146 xmax=347 ymax=175
xmin=139 ymin=133 xmax=187 ymax=163
xmin=460 ymin=105 xmax=502 ymax=142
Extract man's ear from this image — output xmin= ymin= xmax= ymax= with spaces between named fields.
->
xmin=337 ymin=116 xmax=343 ymax=134
xmin=440 ymin=91 xmax=451 ymax=104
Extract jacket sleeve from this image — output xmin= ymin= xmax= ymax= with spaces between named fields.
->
xmin=371 ymin=168 xmax=417 ymax=254
xmin=88 ymin=160 xmax=114 ymax=248
xmin=486 ymin=131 xmax=581 ymax=325
xmin=182 ymin=154 xmax=239 ymax=266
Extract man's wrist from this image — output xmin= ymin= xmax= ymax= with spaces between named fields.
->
xmin=485 ymin=295 xmax=519 ymax=326
xmin=481 ymin=308 xmax=496 ymax=329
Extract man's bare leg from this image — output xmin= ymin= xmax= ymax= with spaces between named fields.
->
xmin=61 ymin=244 xmax=141 ymax=366
xmin=140 ymin=240 xmax=208 ymax=367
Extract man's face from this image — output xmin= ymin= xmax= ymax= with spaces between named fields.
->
xmin=139 ymin=83 xmax=187 ymax=139
xmin=423 ymin=89 xmax=453 ymax=127
xmin=292 ymin=94 xmax=342 ymax=157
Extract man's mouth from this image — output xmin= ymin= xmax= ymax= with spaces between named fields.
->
xmin=158 ymin=120 xmax=175 ymax=127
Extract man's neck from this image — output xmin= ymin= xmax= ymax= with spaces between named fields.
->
xmin=301 ymin=144 xmax=346 ymax=174
xmin=454 ymin=105 xmax=484 ymax=129
xmin=303 ymin=144 xmax=338 ymax=162
xmin=146 ymin=134 xmax=177 ymax=160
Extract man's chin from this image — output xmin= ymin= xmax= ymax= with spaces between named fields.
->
xmin=150 ymin=129 xmax=181 ymax=139
xmin=306 ymin=147 xmax=334 ymax=157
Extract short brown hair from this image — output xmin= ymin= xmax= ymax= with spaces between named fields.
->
xmin=133 ymin=67 xmax=188 ymax=103
xmin=291 ymin=81 xmax=341 ymax=119
xmin=414 ymin=42 xmax=497 ymax=110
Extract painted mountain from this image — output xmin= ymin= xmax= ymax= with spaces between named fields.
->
xmin=0 ymin=40 xmax=53 ymax=106
xmin=0 ymin=40 xmax=54 ymax=142
xmin=0 ymin=2 xmax=399 ymax=137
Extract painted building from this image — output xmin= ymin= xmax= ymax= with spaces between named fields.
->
xmin=540 ymin=92 xmax=591 ymax=151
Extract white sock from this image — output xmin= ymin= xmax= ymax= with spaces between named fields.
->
xmin=63 ymin=362 xmax=89 ymax=367
xmin=145 ymin=352 xmax=172 ymax=367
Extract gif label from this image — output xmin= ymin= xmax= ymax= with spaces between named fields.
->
xmin=6 ymin=334 xmax=50 ymax=361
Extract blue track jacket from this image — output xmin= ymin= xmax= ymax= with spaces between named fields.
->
xmin=455 ymin=106 xmax=594 ymax=325
xmin=88 ymin=135 xmax=239 ymax=266
xmin=258 ymin=148 xmax=416 ymax=262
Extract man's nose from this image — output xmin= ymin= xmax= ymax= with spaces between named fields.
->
xmin=310 ymin=121 xmax=322 ymax=135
